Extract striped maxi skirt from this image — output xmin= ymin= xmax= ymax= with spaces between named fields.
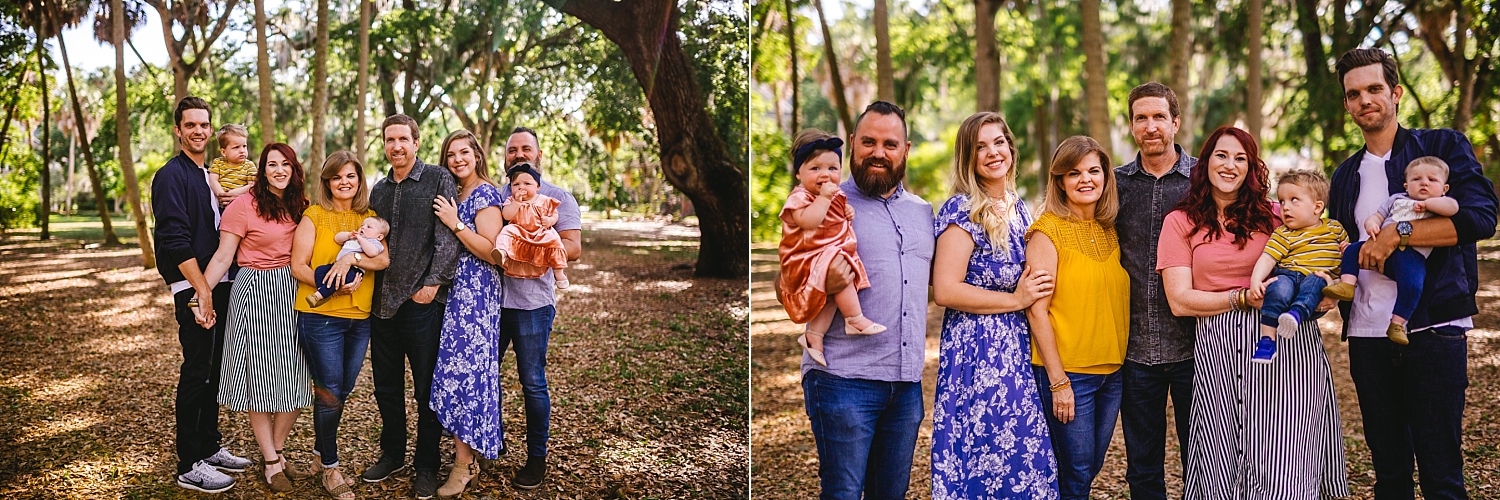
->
xmin=217 ymin=266 xmax=313 ymax=413
xmin=1183 ymin=308 xmax=1350 ymax=500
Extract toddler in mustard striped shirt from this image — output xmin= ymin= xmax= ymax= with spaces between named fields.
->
xmin=1247 ymin=169 xmax=1348 ymax=364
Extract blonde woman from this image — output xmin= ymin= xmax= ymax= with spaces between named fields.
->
xmin=1025 ymin=136 xmax=1129 ymax=500
xmin=428 ymin=130 xmax=507 ymax=497
xmin=931 ymin=112 xmax=1058 ymax=498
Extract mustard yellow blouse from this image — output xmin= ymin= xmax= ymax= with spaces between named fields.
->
xmin=1027 ymin=212 xmax=1130 ymax=374
xmin=295 ymin=205 xmax=377 ymax=319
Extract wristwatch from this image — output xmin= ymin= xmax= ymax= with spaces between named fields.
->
xmin=453 ymin=221 xmax=468 ymax=233
xmin=1396 ymin=220 xmax=1413 ymax=250
xmin=353 ymin=252 xmax=363 ymax=263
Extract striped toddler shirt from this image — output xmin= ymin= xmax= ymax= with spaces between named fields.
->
xmin=1262 ymin=218 xmax=1348 ymax=276
xmin=209 ymin=157 xmax=256 ymax=191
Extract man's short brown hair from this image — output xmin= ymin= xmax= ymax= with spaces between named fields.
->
xmin=1335 ymin=48 xmax=1399 ymax=92
xmin=1127 ymin=82 xmax=1180 ymax=119
xmin=381 ymin=114 xmax=420 ymax=144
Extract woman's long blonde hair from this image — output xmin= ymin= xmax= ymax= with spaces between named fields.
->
xmin=1042 ymin=136 xmax=1118 ymax=226
xmin=949 ymin=112 xmax=1020 ymax=251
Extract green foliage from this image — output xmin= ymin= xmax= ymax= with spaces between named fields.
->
xmin=0 ymin=152 xmax=39 ymax=230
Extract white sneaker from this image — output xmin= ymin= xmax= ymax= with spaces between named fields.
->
xmin=177 ymin=460 xmax=235 ymax=493
xmin=204 ymin=447 xmax=253 ymax=473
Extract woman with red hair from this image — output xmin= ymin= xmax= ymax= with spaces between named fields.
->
xmin=1156 ymin=127 xmax=1349 ymax=499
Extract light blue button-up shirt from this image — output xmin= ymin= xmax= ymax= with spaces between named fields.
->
xmin=801 ymin=179 xmax=935 ymax=383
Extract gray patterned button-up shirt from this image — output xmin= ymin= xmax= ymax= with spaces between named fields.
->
xmin=1115 ymin=145 xmax=1197 ymax=364
xmin=369 ymin=159 xmax=460 ymax=319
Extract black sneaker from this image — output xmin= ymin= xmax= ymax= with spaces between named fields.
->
xmin=361 ymin=454 xmax=406 ymax=483
xmin=411 ymin=469 xmax=439 ymax=499
xmin=512 ymin=455 xmax=546 ymax=490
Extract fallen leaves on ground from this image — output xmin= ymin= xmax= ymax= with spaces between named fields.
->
xmin=751 ymin=243 xmax=1500 ymax=499
xmin=0 ymin=216 xmax=748 ymax=499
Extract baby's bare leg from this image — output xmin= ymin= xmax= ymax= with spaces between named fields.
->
xmin=805 ymin=302 xmax=837 ymax=349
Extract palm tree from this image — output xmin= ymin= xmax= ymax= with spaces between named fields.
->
xmin=97 ymin=0 xmax=155 ymax=266
xmin=16 ymin=0 xmax=56 ymax=240
xmin=309 ymin=0 xmax=329 ymax=170
xmin=255 ymin=0 xmax=274 ymax=143
xmin=51 ymin=0 xmax=121 ymax=245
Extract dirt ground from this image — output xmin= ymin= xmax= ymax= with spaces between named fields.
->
xmin=751 ymin=241 xmax=1500 ymax=499
xmin=0 ymin=217 xmax=748 ymax=499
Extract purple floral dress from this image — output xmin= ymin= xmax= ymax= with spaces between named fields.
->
xmin=431 ymin=182 xmax=506 ymax=458
xmin=931 ymin=195 xmax=1059 ymax=499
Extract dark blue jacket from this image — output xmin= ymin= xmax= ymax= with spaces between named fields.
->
xmin=152 ymin=152 xmax=222 ymax=286
xmin=1328 ymin=127 xmax=1498 ymax=332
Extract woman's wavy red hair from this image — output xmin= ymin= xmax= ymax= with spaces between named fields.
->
xmin=1170 ymin=126 xmax=1276 ymax=247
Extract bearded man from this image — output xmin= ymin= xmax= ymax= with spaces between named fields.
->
xmin=797 ymin=101 xmax=935 ymax=500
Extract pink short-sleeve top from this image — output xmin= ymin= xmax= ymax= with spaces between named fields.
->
xmin=1155 ymin=204 xmax=1281 ymax=292
xmin=219 ymin=195 xmax=297 ymax=270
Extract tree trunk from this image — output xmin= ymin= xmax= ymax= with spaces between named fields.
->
xmin=310 ymin=0 xmax=330 ymax=170
xmin=1292 ymin=0 xmax=1346 ymax=166
xmin=784 ymin=0 xmax=799 ymax=134
xmin=812 ymin=0 xmax=854 ymax=134
xmin=356 ymin=0 xmax=371 ymax=163
xmin=1246 ymin=0 xmax=1262 ymax=139
xmin=873 ymin=0 xmax=893 ymax=103
xmin=58 ymin=35 xmax=120 ymax=245
xmin=66 ymin=129 xmax=75 ymax=214
xmin=1081 ymin=0 xmax=1111 ymax=150
xmin=35 ymin=38 xmax=50 ymax=240
xmin=255 ymin=0 xmax=274 ymax=143
xmin=975 ymin=0 xmax=1001 ymax=111
xmin=115 ymin=0 xmax=155 ymax=267
xmin=548 ymin=0 xmax=748 ymax=278
xmin=1167 ymin=0 xmax=1191 ymax=93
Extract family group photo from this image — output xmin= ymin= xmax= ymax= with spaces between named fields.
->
xmin=750 ymin=0 xmax=1500 ymax=499
xmin=0 ymin=0 xmax=748 ymax=498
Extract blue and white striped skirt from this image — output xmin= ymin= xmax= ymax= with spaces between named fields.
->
xmin=1183 ymin=307 xmax=1349 ymax=500
xmin=218 ymin=266 xmax=313 ymax=413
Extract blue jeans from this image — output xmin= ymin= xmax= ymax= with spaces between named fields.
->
xmin=1120 ymin=359 xmax=1193 ymax=500
xmin=801 ymin=369 xmax=923 ymax=500
xmin=1349 ymin=327 xmax=1469 ymax=500
xmin=1342 ymin=241 xmax=1427 ymax=321
xmin=370 ymin=299 xmax=444 ymax=472
xmin=499 ymin=305 xmax=555 ymax=458
xmin=297 ymin=312 xmax=371 ymax=466
xmin=312 ymin=263 xmax=363 ymax=299
xmin=1260 ymin=267 xmax=1327 ymax=329
xmin=1034 ymin=368 xmax=1124 ymax=500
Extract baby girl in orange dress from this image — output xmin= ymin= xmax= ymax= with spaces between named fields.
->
xmin=778 ymin=129 xmax=886 ymax=366
xmin=492 ymin=163 xmax=570 ymax=289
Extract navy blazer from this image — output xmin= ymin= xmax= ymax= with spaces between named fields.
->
xmin=1328 ymin=127 xmax=1498 ymax=332
xmin=152 ymin=152 xmax=222 ymax=287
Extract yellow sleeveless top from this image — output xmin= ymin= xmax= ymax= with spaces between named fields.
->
xmin=1027 ymin=212 xmax=1130 ymax=374
xmin=295 ymin=205 xmax=377 ymax=319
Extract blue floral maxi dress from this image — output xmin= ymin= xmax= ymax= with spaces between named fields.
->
xmin=931 ymin=195 xmax=1059 ymax=500
xmin=431 ymin=183 xmax=506 ymax=458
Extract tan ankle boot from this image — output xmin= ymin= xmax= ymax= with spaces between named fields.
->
xmin=437 ymin=458 xmax=479 ymax=497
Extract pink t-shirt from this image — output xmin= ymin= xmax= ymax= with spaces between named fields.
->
xmin=1155 ymin=204 xmax=1281 ymax=292
xmin=219 ymin=195 xmax=297 ymax=270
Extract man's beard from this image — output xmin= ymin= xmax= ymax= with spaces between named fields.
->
xmin=1352 ymin=105 xmax=1395 ymax=133
xmin=853 ymin=155 xmax=906 ymax=197
xmin=1137 ymin=134 xmax=1171 ymax=157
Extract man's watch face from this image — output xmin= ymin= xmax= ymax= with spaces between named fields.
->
xmin=1397 ymin=221 xmax=1413 ymax=235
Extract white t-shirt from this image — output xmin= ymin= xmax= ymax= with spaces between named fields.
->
xmin=1347 ymin=150 xmax=1472 ymax=337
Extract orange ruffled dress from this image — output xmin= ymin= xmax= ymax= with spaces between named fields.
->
xmin=778 ymin=185 xmax=871 ymax=324
xmin=496 ymin=194 xmax=568 ymax=279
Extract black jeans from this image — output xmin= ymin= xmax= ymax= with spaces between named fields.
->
xmin=1120 ymin=358 xmax=1194 ymax=500
xmin=370 ymin=299 xmax=444 ymax=472
xmin=173 ymin=283 xmax=231 ymax=475
xmin=1350 ymin=327 xmax=1469 ymax=500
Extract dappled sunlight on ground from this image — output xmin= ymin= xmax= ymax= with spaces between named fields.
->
xmin=0 ymin=217 xmax=747 ymax=498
